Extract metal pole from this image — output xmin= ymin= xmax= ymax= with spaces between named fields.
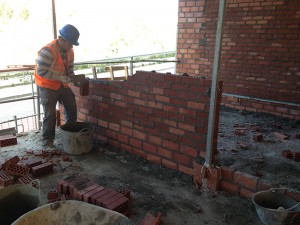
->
xmin=30 ymin=73 xmax=36 ymax=115
xmin=51 ymin=0 xmax=57 ymax=39
xmin=205 ymin=0 xmax=226 ymax=166
xmin=130 ymin=57 xmax=134 ymax=76
xmin=14 ymin=115 xmax=18 ymax=134
xmin=36 ymin=86 xmax=42 ymax=130
xmin=92 ymin=66 xmax=97 ymax=79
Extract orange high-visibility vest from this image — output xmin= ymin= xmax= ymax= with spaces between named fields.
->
xmin=34 ymin=39 xmax=74 ymax=90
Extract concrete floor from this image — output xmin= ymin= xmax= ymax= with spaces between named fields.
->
xmin=0 ymin=129 xmax=265 ymax=225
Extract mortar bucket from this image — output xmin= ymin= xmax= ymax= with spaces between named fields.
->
xmin=252 ymin=188 xmax=300 ymax=225
xmin=12 ymin=200 xmax=134 ymax=225
xmin=0 ymin=184 xmax=40 ymax=225
xmin=60 ymin=122 xmax=94 ymax=155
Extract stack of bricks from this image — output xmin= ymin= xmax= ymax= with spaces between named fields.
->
xmin=0 ymin=155 xmax=53 ymax=188
xmin=0 ymin=135 xmax=17 ymax=147
xmin=56 ymin=175 xmax=130 ymax=216
xmin=139 ymin=211 xmax=161 ymax=225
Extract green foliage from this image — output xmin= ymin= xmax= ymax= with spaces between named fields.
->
xmin=0 ymin=1 xmax=30 ymax=23
xmin=0 ymin=1 xmax=14 ymax=23
xmin=19 ymin=7 xmax=29 ymax=20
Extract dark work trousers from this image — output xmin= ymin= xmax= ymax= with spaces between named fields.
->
xmin=39 ymin=85 xmax=77 ymax=142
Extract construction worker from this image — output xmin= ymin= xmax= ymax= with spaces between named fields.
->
xmin=34 ymin=24 xmax=80 ymax=148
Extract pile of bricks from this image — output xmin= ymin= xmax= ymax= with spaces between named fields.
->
xmin=0 ymin=135 xmax=17 ymax=147
xmin=50 ymin=175 xmax=130 ymax=216
xmin=0 ymin=155 xmax=53 ymax=188
xmin=282 ymin=150 xmax=300 ymax=162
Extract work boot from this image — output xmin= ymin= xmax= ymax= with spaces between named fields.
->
xmin=42 ymin=139 xmax=54 ymax=148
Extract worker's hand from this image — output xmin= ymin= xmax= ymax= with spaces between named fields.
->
xmin=60 ymin=75 xmax=72 ymax=83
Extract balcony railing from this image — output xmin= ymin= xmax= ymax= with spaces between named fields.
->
xmin=0 ymin=51 xmax=178 ymax=133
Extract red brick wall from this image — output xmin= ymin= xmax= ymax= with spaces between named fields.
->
xmin=176 ymin=0 xmax=300 ymax=119
xmin=194 ymin=163 xmax=272 ymax=198
xmin=66 ymin=71 xmax=223 ymax=175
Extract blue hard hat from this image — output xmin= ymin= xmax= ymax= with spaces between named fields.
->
xmin=59 ymin=24 xmax=80 ymax=46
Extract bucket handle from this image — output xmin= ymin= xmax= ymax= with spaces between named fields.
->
xmin=269 ymin=188 xmax=300 ymax=212
xmin=79 ymin=128 xmax=91 ymax=135
xmin=287 ymin=202 xmax=300 ymax=212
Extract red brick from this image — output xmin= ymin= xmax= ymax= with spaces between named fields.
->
xmin=253 ymin=133 xmax=263 ymax=142
xmin=72 ymin=183 xmax=99 ymax=201
xmin=95 ymin=189 xmax=119 ymax=207
xmin=0 ymin=170 xmax=13 ymax=187
xmin=106 ymin=196 xmax=129 ymax=215
xmin=79 ymin=79 xmax=89 ymax=96
xmin=48 ymin=190 xmax=58 ymax=200
xmin=233 ymin=172 xmax=258 ymax=191
xmin=240 ymin=187 xmax=254 ymax=199
xmin=0 ymin=135 xmax=17 ymax=147
xmin=90 ymin=188 xmax=110 ymax=205
xmin=2 ymin=155 xmax=20 ymax=170
xmin=57 ymin=179 xmax=70 ymax=194
xmin=178 ymin=164 xmax=194 ymax=176
xmin=60 ymin=194 xmax=73 ymax=201
xmin=101 ymin=192 xmax=124 ymax=207
xmin=257 ymin=179 xmax=272 ymax=191
xmin=193 ymin=162 xmax=203 ymax=187
xmin=221 ymin=167 xmax=235 ymax=181
xmin=6 ymin=163 xmax=29 ymax=177
xmin=282 ymin=150 xmax=292 ymax=159
xmin=207 ymin=167 xmax=221 ymax=192
xmin=82 ymin=186 xmax=105 ymax=203
xmin=26 ymin=159 xmax=43 ymax=168
xmin=274 ymin=132 xmax=288 ymax=140
xmin=117 ymin=189 xmax=131 ymax=200
xmin=31 ymin=162 xmax=53 ymax=177
xmin=220 ymin=180 xmax=239 ymax=195
xmin=140 ymin=211 xmax=162 ymax=225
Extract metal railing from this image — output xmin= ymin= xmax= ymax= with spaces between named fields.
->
xmin=0 ymin=51 xmax=178 ymax=133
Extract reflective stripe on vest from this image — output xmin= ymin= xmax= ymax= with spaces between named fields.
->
xmin=34 ymin=39 xmax=73 ymax=90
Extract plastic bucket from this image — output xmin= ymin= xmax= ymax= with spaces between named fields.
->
xmin=252 ymin=188 xmax=300 ymax=225
xmin=60 ymin=122 xmax=94 ymax=155
xmin=12 ymin=200 xmax=134 ymax=225
xmin=0 ymin=184 xmax=40 ymax=225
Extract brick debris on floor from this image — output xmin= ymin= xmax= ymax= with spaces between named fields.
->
xmin=0 ymin=141 xmax=161 ymax=225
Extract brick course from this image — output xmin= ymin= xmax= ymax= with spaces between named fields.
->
xmin=176 ymin=0 xmax=300 ymax=119
xmin=63 ymin=71 xmax=223 ymax=173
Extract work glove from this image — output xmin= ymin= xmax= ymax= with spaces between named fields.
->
xmin=60 ymin=75 xmax=72 ymax=83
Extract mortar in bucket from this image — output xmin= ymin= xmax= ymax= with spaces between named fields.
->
xmin=0 ymin=183 xmax=40 ymax=225
xmin=12 ymin=200 xmax=134 ymax=225
xmin=60 ymin=122 xmax=94 ymax=155
xmin=252 ymin=188 xmax=300 ymax=225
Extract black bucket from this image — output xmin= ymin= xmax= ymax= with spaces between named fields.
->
xmin=252 ymin=188 xmax=300 ymax=225
xmin=0 ymin=184 xmax=40 ymax=225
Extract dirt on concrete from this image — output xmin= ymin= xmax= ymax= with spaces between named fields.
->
xmin=217 ymin=106 xmax=300 ymax=190
xmin=0 ymin=106 xmax=299 ymax=225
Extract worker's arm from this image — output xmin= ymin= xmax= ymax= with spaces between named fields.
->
xmin=66 ymin=49 xmax=75 ymax=76
xmin=36 ymin=48 xmax=70 ymax=83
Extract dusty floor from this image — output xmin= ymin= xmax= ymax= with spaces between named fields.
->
xmin=217 ymin=106 xmax=300 ymax=190
xmin=0 ymin=106 xmax=299 ymax=225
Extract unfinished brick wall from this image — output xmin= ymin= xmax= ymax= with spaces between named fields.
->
xmin=65 ymin=71 xmax=223 ymax=175
xmin=176 ymin=0 xmax=300 ymax=119
xmin=194 ymin=163 xmax=272 ymax=198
